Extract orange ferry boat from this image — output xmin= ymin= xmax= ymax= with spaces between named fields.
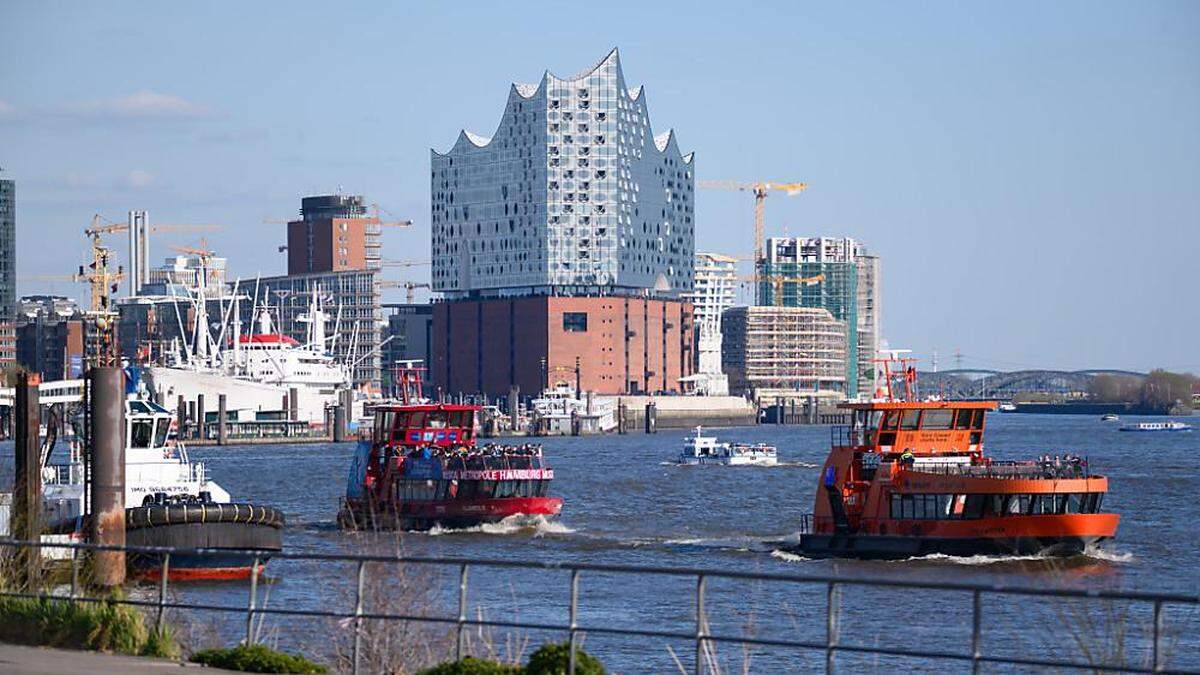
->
xmin=793 ymin=358 xmax=1118 ymax=559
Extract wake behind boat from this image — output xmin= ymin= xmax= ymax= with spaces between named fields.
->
xmin=677 ymin=427 xmax=777 ymax=466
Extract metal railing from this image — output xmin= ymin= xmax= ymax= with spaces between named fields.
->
xmin=0 ymin=538 xmax=1195 ymax=674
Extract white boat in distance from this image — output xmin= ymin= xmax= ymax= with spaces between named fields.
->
xmin=1118 ymin=421 xmax=1193 ymax=433
xmin=678 ymin=427 xmax=778 ymax=466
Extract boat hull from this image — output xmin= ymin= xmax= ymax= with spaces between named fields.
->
xmin=339 ymin=496 xmax=563 ymax=531
xmin=792 ymin=533 xmax=1107 ymax=560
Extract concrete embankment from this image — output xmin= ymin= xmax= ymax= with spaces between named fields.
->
xmin=606 ymin=395 xmax=758 ymax=429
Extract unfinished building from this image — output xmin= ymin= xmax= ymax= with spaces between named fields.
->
xmin=721 ymin=305 xmax=847 ymax=401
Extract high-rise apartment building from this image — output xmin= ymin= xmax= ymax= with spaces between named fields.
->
xmin=759 ymin=237 xmax=881 ymax=398
xmin=0 ymin=178 xmax=16 ymax=364
xmin=431 ymin=48 xmax=694 ymax=300
xmin=430 ymin=49 xmax=697 ymax=397
xmin=286 ymin=194 xmax=382 ymax=275
xmin=685 ymin=252 xmax=739 ymax=395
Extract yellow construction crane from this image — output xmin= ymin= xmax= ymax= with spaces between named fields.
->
xmin=738 ymin=273 xmax=824 ymax=307
xmin=697 ymin=180 xmax=808 ymax=283
xmin=379 ymin=280 xmax=432 ymax=303
xmin=74 ymin=220 xmax=126 ymax=367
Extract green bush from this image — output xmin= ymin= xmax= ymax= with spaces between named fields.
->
xmin=0 ymin=596 xmax=178 ymax=657
xmin=417 ymin=656 xmax=521 ymax=675
xmin=417 ymin=643 xmax=604 ymax=675
xmin=191 ymin=644 xmax=327 ymax=673
xmin=524 ymin=642 xmax=605 ymax=675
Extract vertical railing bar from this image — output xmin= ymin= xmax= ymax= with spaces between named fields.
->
xmin=1151 ymin=600 xmax=1163 ymax=673
xmin=246 ymin=555 xmax=260 ymax=646
xmin=971 ymin=589 xmax=982 ymax=675
xmin=695 ymin=574 xmax=707 ymax=675
xmin=156 ymin=553 xmax=170 ymax=634
xmin=456 ymin=564 xmax=469 ymax=661
xmin=569 ymin=568 xmax=580 ymax=675
xmin=70 ymin=547 xmax=79 ymax=599
xmin=352 ymin=559 xmax=366 ymax=675
xmin=826 ymin=581 xmax=839 ymax=674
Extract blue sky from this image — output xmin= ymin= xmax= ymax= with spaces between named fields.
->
xmin=1 ymin=1 xmax=1196 ymax=372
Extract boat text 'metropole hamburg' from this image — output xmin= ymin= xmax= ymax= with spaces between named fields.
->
xmin=338 ymin=365 xmax=562 ymax=530
xmin=791 ymin=356 xmax=1119 ymax=559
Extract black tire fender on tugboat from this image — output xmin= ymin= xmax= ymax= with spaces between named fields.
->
xmin=126 ymin=503 xmax=285 ymax=530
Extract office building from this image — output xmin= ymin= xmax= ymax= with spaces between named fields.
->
xmin=15 ymin=296 xmax=86 ymax=379
xmin=287 ymin=194 xmax=382 ymax=275
xmin=684 ymin=252 xmax=738 ymax=395
xmin=758 ymin=237 xmax=881 ymax=398
xmin=721 ymin=305 xmax=847 ymax=400
xmin=0 ymin=178 xmax=15 ymax=364
xmin=429 ymin=49 xmax=696 ymax=396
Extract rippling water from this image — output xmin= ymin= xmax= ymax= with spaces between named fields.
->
xmin=6 ymin=412 xmax=1200 ymax=671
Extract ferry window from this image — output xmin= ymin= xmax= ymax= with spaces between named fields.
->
xmin=131 ymin=420 xmax=154 ymax=448
xmin=900 ymin=494 xmax=915 ymax=519
xmin=428 ymin=412 xmax=448 ymax=429
xmin=154 ymin=419 xmax=170 ymax=448
xmin=950 ymin=494 xmax=967 ymax=518
xmin=881 ymin=411 xmax=901 ymax=430
xmin=1065 ymin=493 xmax=1083 ymax=514
xmin=921 ymin=410 xmax=954 ymax=430
xmin=900 ymin=410 xmax=921 ymax=430
xmin=563 ymin=312 xmax=588 ymax=332
xmin=936 ymin=494 xmax=954 ymax=518
xmin=407 ymin=412 xmax=428 ymax=429
xmin=963 ymin=494 xmax=985 ymax=519
xmin=972 ymin=410 xmax=986 ymax=429
xmin=479 ymin=480 xmax=497 ymax=498
xmin=954 ymin=410 xmax=974 ymax=429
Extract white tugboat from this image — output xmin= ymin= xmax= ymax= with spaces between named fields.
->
xmin=41 ymin=394 xmax=284 ymax=579
xmin=677 ymin=427 xmax=778 ymax=466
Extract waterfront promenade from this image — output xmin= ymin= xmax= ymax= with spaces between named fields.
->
xmin=0 ymin=643 xmax=234 ymax=674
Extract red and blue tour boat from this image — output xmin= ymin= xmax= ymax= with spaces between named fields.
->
xmin=792 ymin=356 xmax=1119 ymax=559
xmin=338 ymin=367 xmax=562 ymax=530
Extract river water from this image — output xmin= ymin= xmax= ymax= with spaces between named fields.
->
xmin=9 ymin=413 xmax=1200 ymax=671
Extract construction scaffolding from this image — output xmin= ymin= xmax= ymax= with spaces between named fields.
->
xmin=757 ymin=237 xmax=880 ymax=398
xmin=721 ymin=306 xmax=847 ymax=400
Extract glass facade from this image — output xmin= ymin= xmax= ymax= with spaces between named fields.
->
xmin=0 ymin=179 xmax=14 ymax=319
xmin=431 ymin=49 xmax=694 ymax=300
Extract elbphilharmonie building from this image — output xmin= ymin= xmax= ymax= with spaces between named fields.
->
xmin=430 ymin=50 xmax=698 ymax=397
xmin=431 ymin=48 xmax=695 ymax=300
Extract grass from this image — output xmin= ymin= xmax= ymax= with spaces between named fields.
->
xmin=418 ymin=643 xmax=605 ymax=675
xmin=0 ymin=595 xmax=178 ymax=658
xmin=191 ymin=644 xmax=328 ymax=673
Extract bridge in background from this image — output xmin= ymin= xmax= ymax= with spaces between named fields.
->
xmin=918 ymin=369 xmax=1148 ymax=399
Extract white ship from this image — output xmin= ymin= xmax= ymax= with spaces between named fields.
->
xmin=146 ymin=281 xmax=351 ymax=424
xmin=530 ymin=384 xmax=617 ymax=434
xmin=677 ymin=427 xmax=778 ymax=466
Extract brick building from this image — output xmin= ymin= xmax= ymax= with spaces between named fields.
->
xmin=432 ymin=296 xmax=692 ymax=397
xmin=286 ymin=194 xmax=381 ymax=275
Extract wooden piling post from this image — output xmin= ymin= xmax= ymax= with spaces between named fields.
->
xmin=89 ymin=367 xmax=126 ymax=587
xmin=13 ymin=372 xmax=42 ymax=587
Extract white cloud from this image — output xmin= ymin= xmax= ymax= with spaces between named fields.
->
xmin=67 ymin=90 xmax=212 ymax=120
xmin=122 ymin=169 xmax=156 ymax=189
xmin=0 ymin=91 xmax=214 ymax=125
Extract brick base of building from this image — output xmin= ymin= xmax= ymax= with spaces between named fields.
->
xmin=431 ymin=296 xmax=694 ymax=397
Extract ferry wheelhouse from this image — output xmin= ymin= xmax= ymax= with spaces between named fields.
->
xmin=793 ymin=358 xmax=1118 ymax=559
xmin=338 ymin=368 xmax=562 ymax=530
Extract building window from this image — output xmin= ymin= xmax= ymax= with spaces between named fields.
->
xmin=562 ymin=312 xmax=588 ymax=332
